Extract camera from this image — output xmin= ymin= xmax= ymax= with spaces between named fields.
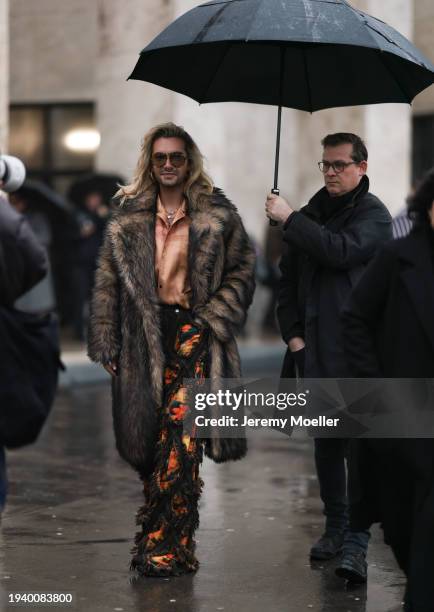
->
xmin=0 ymin=154 xmax=26 ymax=192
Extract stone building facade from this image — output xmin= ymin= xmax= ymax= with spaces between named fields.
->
xmin=0 ymin=0 xmax=8 ymax=151
xmin=3 ymin=0 xmax=434 ymax=240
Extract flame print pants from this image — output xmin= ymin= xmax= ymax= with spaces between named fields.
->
xmin=131 ymin=305 xmax=208 ymax=577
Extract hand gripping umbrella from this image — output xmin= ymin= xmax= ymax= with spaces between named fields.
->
xmin=129 ymin=0 xmax=434 ymax=225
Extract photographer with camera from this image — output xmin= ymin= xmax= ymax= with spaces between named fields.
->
xmin=0 ymin=154 xmax=57 ymax=517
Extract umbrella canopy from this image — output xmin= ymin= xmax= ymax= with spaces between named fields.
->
xmin=13 ymin=179 xmax=74 ymax=225
xmin=11 ymin=180 xmax=80 ymax=254
xmin=129 ymin=0 xmax=434 ymax=225
xmin=67 ymin=173 xmax=125 ymax=209
xmin=129 ymin=0 xmax=434 ymax=112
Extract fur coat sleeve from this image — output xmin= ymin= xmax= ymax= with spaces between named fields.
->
xmin=87 ymin=231 xmax=121 ymax=365
xmin=192 ymin=210 xmax=256 ymax=342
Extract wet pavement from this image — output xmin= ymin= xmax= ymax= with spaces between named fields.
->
xmin=0 ymin=382 xmax=406 ymax=612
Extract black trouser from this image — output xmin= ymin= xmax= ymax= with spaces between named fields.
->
xmin=314 ymin=437 xmax=349 ymax=534
xmin=314 ymin=438 xmax=370 ymax=552
xmin=160 ymin=304 xmax=192 ymax=355
xmin=287 ymin=347 xmax=369 ymax=550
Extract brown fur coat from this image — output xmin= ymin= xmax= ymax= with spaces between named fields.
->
xmin=87 ymin=184 xmax=256 ymax=475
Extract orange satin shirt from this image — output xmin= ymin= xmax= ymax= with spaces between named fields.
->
xmin=155 ymin=197 xmax=191 ymax=308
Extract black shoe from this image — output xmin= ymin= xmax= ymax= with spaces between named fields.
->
xmin=335 ymin=551 xmax=367 ymax=584
xmin=310 ymin=533 xmax=344 ymax=560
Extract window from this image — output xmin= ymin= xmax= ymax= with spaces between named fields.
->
xmin=9 ymin=103 xmax=98 ymax=194
xmin=412 ymin=114 xmax=434 ymax=184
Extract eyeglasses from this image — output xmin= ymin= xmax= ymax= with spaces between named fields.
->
xmin=152 ymin=152 xmax=187 ymax=168
xmin=318 ymin=161 xmax=358 ymax=174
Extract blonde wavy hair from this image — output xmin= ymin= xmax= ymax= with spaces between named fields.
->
xmin=115 ymin=122 xmax=214 ymax=204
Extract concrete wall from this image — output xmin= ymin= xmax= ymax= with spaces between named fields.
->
xmin=94 ymin=0 xmax=173 ymax=180
xmin=0 ymin=0 xmax=8 ymax=151
xmin=10 ymin=0 xmax=97 ymax=103
xmin=360 ymin=0 xmax=414 ymax=213
xmin=413 ymin=0 xmax=434 ymax=114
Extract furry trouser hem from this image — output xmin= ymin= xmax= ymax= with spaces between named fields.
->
xmin=130 ymin=546 xmax=199 ymax=577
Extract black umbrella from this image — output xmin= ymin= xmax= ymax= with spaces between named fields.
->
xmin=67 ymin=173 xmax=125 ymax=209
xmin=129 ymin=0 xmax=434 ymax=207
xmin=13 ymin=179 xmax=75 ymax=226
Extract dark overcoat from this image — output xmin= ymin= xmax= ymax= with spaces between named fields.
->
xmin=342 ymin=228 xmax=434 ymax=378
xmin=0 ymin=195 xmax=47 ymax=305
xmin=342 ymin=228 xmax=434 ymax=610
xmin=87 ymin=185 xmax=256 ymax=475
xmin=277 ymin=176 xmax=392 ymax=377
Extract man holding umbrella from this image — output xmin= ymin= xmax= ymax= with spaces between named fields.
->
xmin=266 ymin=133 xmax=392 ymax=583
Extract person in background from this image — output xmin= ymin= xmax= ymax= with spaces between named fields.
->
xmin=0 ymin=184 xmax=47 ymax=517
xmin=342 ymin=167 xmax=434 ymax=612
xmin=392 ymin=185 xmax=417 ymax=239
xmin=392 ymin=208 xmax=413 ymax=239
xmin=260 ymin=223 xmax=283 ymax=337
xmin=8 ymin=191 xmax=55 ymax=314
xmin=73 ymin=191 xmax=110 ymax=340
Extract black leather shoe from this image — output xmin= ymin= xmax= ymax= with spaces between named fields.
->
xmin=310 ymin=533 xmax=344 ymax=560
xmin=335 ymin=551 xmax=367 ymax=583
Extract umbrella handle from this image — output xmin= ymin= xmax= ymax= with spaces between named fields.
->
xmin=269 ymin=188 xmax=279 ymax=227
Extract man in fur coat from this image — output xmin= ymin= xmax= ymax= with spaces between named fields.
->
xmin=87 ymin=122 xmax=255 ymax=576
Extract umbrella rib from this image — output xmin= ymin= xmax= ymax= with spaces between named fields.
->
xmin=360 ymin=12 xmax=425 ymax=66
xmin=349 ymin=7 xmax=382 ymax=53
xmin=199 ymin=41 xmax=233 ymax=103
xmin=302 ymin=47 xmax=313 ymax=113
xmin=194 ymin=3 xmax=230 ymax=43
